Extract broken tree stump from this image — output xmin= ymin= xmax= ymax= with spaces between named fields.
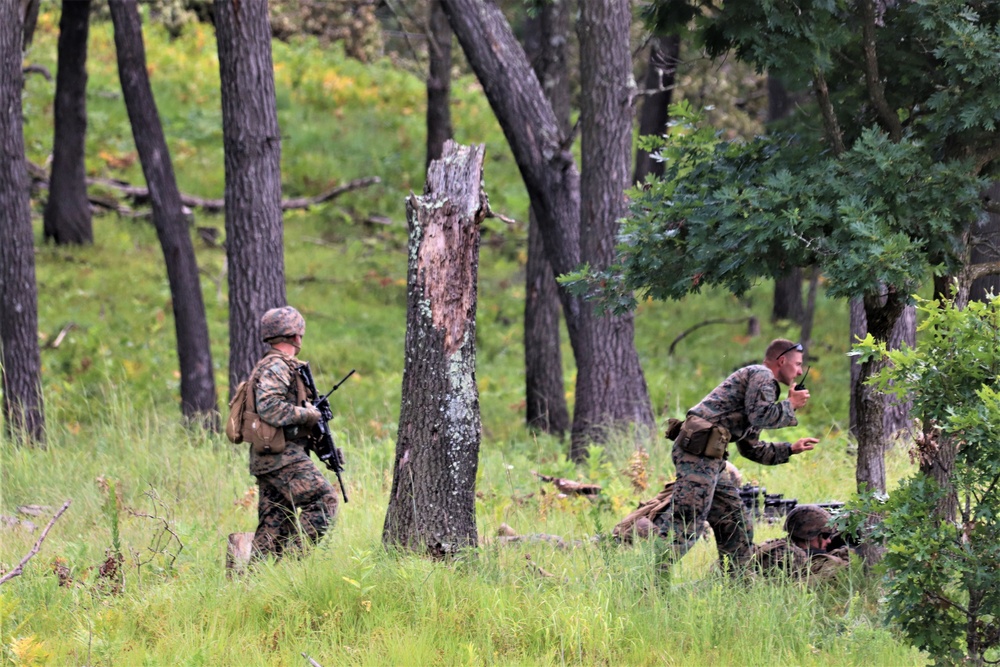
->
xmin=382 ymin=141 xmax=488 ymax=557
xmin=225 ymin=532 xmax=253 ymax=576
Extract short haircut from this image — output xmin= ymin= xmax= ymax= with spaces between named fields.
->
xmin=764 ymin=338 xmax=797 ymax=361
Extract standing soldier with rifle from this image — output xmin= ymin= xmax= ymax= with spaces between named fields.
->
xmin=656 ymin=338 xmax=820 ymax=574
xmin=246 ymin=306 xmax=339 ymax=560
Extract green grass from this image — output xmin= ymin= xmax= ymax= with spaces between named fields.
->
xmin=1 ymin=14 xmax=927 ymax=666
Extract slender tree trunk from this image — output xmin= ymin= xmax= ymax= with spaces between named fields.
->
xmin=850 ymin=298 xmax=914 ymax=442
xmin=110 ymin=0 xmax=218 ymax=426
xmin=440 ymin=0 xmax=653 ymax=456
xmin=0 ymin=3 xmax=45 ymax=443
xmin=43 ymin=0 xmax=92 ymax=245
xmin=572 ymin=0 xmax=654 ymax=456
xmin=633 ymin=34 xmax=679 ymax=184
xmin=798 ymin=269 xmax=820 ymax=359
xmin=522 ymin=0 xmax=569 ymax=436
xmin=425 ymin=0 xmax=452 ymax=167
xmin=214 ymin=0 xmax=286 ymax=395
xmin=383 ymin=141 xmax=487 ymax=556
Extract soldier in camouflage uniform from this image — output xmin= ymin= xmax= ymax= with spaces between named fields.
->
xmin=751 ymin=505 xmax=850 ymax=580
xmin=655 ymin=339 xmax=819 ymax=572
xmin=249 ymin=306 xmax=339 ymax=559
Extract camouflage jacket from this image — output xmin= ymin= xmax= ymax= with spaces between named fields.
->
xmin=248 ymin=349 xmax=316 ymax=476
xmin=751 ymin=538 xmax=850 ymax=581
xmin=688 ymin=364 xmax=797 ymax=465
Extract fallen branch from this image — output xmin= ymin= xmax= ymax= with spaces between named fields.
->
xmin=27 ymin=160 xmax=380 ymax=213
xmin=668 ymin=317 xmax=755 ymax=356
xmin=532 ymin=471 xmax=601 ymax=496
xmin=301 ymin=653 xmax=324 ymax=667
xmin=0 ymin=499 xmax=71 ymax=585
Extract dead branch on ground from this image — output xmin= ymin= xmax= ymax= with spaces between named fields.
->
xmin=0 ymin=500 xmax=71 ymax=585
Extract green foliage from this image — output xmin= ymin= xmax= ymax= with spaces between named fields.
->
xmin=857 ymin=297 xmax=1000 ymax=665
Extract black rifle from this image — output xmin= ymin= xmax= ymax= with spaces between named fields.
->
xmin=298 ymin=364 xmax=355 ymax=503
xmin=738 ymin=483 xmax=844 ymax=520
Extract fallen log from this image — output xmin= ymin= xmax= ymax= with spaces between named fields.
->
xmin=532 ymin=471 xmax=602 ymax=496
xmin=27 ymin=160 xmax=380 ymax=213
xmin=225 ymin=531 xmax=254 ymax=577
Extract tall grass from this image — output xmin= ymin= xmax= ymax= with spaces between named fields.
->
xmin=2 ymin=14 xmax=927 ymax=666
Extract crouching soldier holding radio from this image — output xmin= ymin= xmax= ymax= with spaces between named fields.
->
xmin=242 ymin=306 xmax=339 ymax=560
xmin=656 ymin=338 xmax=819 ymax=573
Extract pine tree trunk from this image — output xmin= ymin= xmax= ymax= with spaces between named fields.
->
xmin=383 ymin=141 xmax=487 ymax=556
xmin=572 ymin=0 xmax=654 ymax=456
xmin=522 ymin=0 xmax=569 ymax=436
xmin=43 ymin=0 xmax=92 ymax=246
xmin=440 ymin=0 xmax=654 ymax=457
xmin=110 ymin=0 xmax=218 ymax=426
xmin=214 ymin=0 xmax=286 ymax=395
xmin=425 ymin=0 xmax=452 ymax=167
xmin=633 ymin=34 xmax=679 ymax=184
xmin=768 ymin=77 xmax=804 ymax=324
xmin=0 ymin=4 xmax=45 ymax=443
xmin=969 ymin=182 xmax=1000 ymax=302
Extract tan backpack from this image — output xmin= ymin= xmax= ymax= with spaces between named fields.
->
xmin=225 ymin=357 xmax=285 ymax=454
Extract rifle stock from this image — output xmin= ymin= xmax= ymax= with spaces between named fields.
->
xmin=298 ymin=364 xmax=355 ymax=503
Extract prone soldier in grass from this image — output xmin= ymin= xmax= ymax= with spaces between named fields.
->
xmin=656 ymin=338 xmax=820 ymax=572
xmin=247 ymin=306 xmax=339 ymax=559
xmin=750 ymin=504 xmax=850 ymax=580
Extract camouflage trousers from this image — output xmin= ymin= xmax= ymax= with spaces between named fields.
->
xmin=252 ymin=458 xmax=339 ymax=560
xmin=654 ymin=443 xmax=753 ymax=570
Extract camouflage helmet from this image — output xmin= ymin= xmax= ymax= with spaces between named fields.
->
xmin=260 ymin=306 xmax=305 ymax=342
xmin=784 ymin=505 xmax=833 ymax=541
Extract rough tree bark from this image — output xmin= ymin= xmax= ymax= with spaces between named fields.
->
xmin=850 ymin=298 xmax=915 ymax=443
xmin=633 ymin=34 xmax=680 ymax=184
xmin=572 ymin=0 xmax=654 ymax=457
xmin=214 ymin=0 xmax=287 ymax=396
xmin=43 ymin=0 xmax=92 ymax=245
xmin=383 ymin=141 xmax=487 ymax=556
xmin=522 ymin=0 xmax=570 ymax=436
xmin=425 ymin=0 xmax=452 ymax=166
xmin=768 ymin=76 xmax=804 ymax=324
xmin=440 ymin=0 xmax=654 ymax=457
xmin=109 ymin=0 xmax=218 ymax=425
xmin=0 ymin=3 xmax=45 ymax=443
xmin=969 ymin=182 xmax=1000 ymax=302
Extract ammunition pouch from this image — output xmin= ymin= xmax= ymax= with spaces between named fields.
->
xmin=246 ymin=412 xmax=286 ymax=456
xmin=675 ymin=415 xmax=730 ymax=459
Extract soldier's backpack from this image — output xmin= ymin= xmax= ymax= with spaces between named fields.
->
xmin=225 ymin=357 xmax=285 ymax=454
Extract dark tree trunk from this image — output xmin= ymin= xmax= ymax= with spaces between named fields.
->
xmin=969 ymin=182 xmax=1000 ymax=302
xmin=383 ymin=141 xmax=487 ymax=556
xmin=440 ymin=0 xmax=654 ymax=456
xmin=214 ymin=0 xmax=286 ymax=396
xmin=425 ymin=0 xmax=452 ymax=167
xmin=768 ymin=77 xmax=804 ymax=324
xmin=110 ymin=0 xmax=218 ymax=426
xmin=572 ymin=0 xmax=654 ymax=456
xmin=43 ymin=0 xmax=92 ymax=245
xmin=522 ymin=0 xmax=569 ymax=436
xmin=0 ymin=4 xmax=45 ymax=443
xmin=850 ymin=298 xmax=914 ymax=443
xmin=772 ymin=270 xmax=804 ymax=323
xmin=798 ymin=269 xmax=820 ymax=359
xmin=633 ymin=34 xmax=680 ymax=184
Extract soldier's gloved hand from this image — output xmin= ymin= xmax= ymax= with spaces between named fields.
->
xmin=301 ymin=405 xmax=322 ymax=428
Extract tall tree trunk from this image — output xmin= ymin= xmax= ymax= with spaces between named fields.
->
xmin=109 ymin=0 xmax=218 ymax=426
xmin=850 ymin=298 xmax=914 ymax=442
xmin=522 ymin=0 xmax=569 ymax=436
xmin=214 ymin=0 xmax=286 ymax=395
xmin=440 ymin=0 xmax=654 ymax=456
xmin=572 ymin=0 xmax=654 ymax=456
xmin=425 ymin=0 xmax=452 ymax=167
xmin=383 ymin=141 xmax=486 ymax=556
xmin=0 ymin=3 xmax=45 ymax=443
xmin=43 ymin=0 xmax=92 ymax=245
xmin=633 ymin=34 xmax=680 ymax=184
xmin=768 ymin=76 xmax=804 ymax=324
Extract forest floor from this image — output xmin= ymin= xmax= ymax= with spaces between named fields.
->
xmin=1 ymin=13 xmax=926 ymax=666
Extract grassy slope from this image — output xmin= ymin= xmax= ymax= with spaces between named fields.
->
xmin=2 ymin=12 xmax=924 ymax=666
